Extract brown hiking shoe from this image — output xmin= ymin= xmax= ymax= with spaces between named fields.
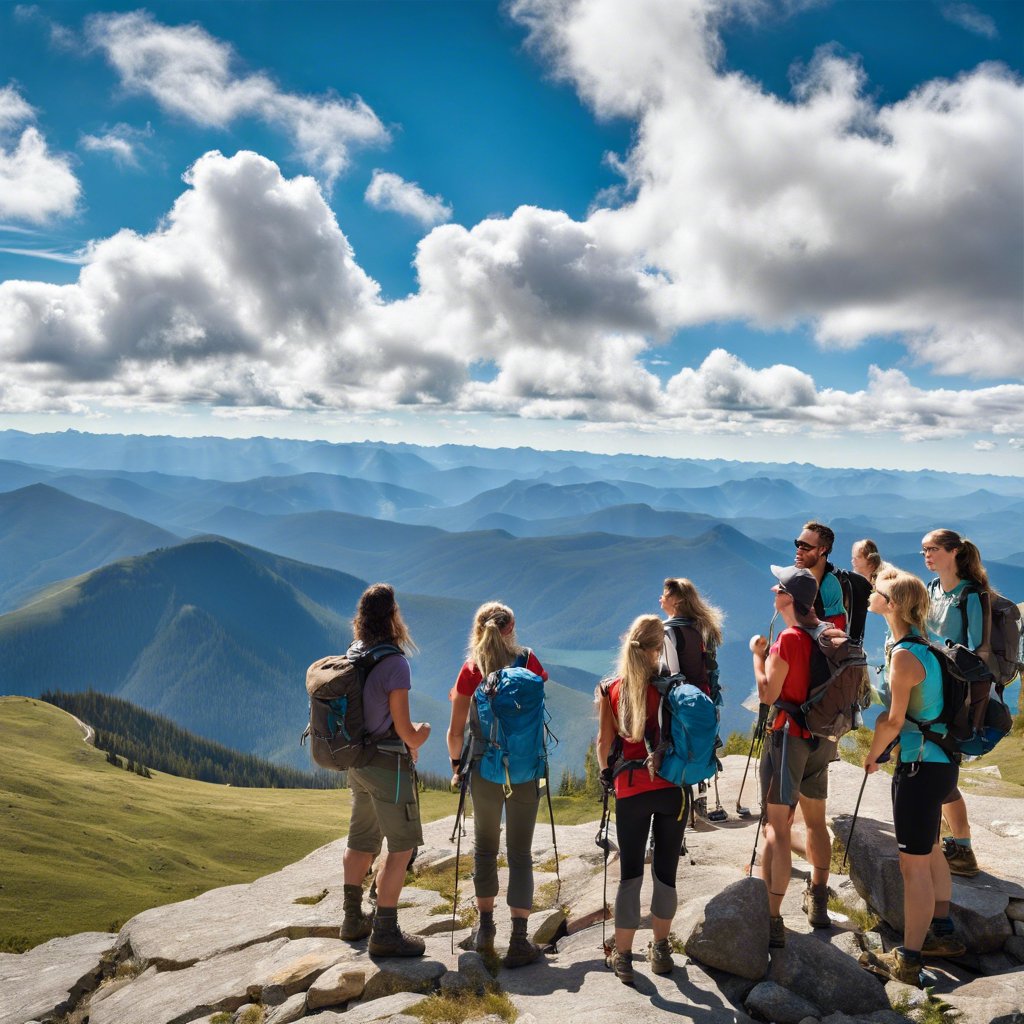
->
xmin=472 ymin=912 xmax=496 ymax=955
xmin=503 ymin=918 xmax=542 ymax=968
xmin=368 ymin=908 xmax=425 ymax=958
xmin=859 ymin=947 xmax=923 ymax=987
xmin=606 ymin=947 xmax=635 ymax=985
xmin=942 ymin=837 xmax=980 ymax=877
xmin=921 ymin=930 xmax=967 ymax=958
xmin=340 ymin=883 xmax=373 ymax=941
xmin=648 ymin=938 xmax=674 ymax=975
xmin=802 ymin=881 xmax=831 ymax=929
xmin=769 ymin=915 xmax=786 ymax=948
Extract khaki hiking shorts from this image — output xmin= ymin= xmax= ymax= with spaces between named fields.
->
xmin=759 ymin=729 xmax=837 ymax=807
xmin=347 ymin=758 xmax=423 ymax=854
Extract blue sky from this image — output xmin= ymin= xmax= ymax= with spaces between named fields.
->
xmin=0 ymin=0 xmax=1021 ymax=471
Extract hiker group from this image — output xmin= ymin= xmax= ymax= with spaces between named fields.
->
xmin=302 ymin=522 xmax=1022 ymax=990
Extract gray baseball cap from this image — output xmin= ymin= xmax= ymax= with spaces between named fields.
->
xmin=770 ymin=564 xmax=818 ymax=613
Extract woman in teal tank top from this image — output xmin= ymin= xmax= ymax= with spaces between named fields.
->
xmin=861 ymin=569 xmax=965 ymax=987
xmin=921 ymin=527 xmax=992 ymax=877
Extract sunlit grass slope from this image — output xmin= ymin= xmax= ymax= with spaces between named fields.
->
xmin=0 ymin=697 xmax=455 ymax=951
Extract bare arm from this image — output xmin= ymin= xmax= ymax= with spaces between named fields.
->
xmin=865 ymin=648 xmax=922 ymax=772
xmin=596 ymin=693 xmax=616 ymax=773
xmin=752 ymin=637 xmax=788 ymax=707
xmin=447 ymin=691 xmax=471 ymax=762
xmin=388 ymin=688 xmax=431 ymax=750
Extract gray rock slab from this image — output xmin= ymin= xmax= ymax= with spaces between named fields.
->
xmin=951 ymin=882 xmax=1013 ymax=953
xmin=0 ymin=931 xmax=115 ymax=1024
xmin=943 ymin=972 xmax=1024 ymax=1024
xmin=745 ymin=979 xmax=822 ymax=1022
xmin=264 ymin=992 xmax=307 ymax=1024
xmin=682 ymin=877 xmax=770 ymax=980
xmin=767 ymin=931 xmax=889 ymax=1016
xmin=89 ymin=936 xmax=348 ymax=1024
xmin=361 ymin=957 xmax=446 ymax=1002
xmin=309 ymin=991 xmax=427 ymax=1022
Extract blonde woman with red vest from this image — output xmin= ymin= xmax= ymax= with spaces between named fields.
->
xmin=597 ymin=614 xmax=686 ymax=985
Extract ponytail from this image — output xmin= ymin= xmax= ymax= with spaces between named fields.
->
xmin=615 ymin=615 xmax=664 ymax=743
xmin=468 ymin=601 xmax=519 ymax=678
xmin=924 ymin=529 xmax=991 ymax=593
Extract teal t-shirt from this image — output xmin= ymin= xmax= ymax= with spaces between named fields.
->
xmin=884 ymin=632 xmax=950 ymax=764
xmin=820 ymin=572 xmax=845 ymax=619
xmin=927 ymin=579 xmax=983 ymax=649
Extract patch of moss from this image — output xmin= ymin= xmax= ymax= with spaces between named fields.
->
xmin=532 ymin=880 xmax=560 ymax=912
xmin=293 ymin=887 xmax=329 ymax=905
xmin=827 ymin=894 xmax=879 ymax=933
xmin=889 ymin=988 xmax=958 ymax=1024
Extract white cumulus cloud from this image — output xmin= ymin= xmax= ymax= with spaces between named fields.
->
xmin=80 ymin=122 xmax=152 ymax=167
xmin=85 ymin=10 xmax=388 ymax=187
xmin=365 ymin=170 xmax=452 ymax=227
xmin=0 ymin=84 xmax=80 ymax=222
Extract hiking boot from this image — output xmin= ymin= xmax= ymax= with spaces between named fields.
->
xmin=368 ymin=907 xmax=425 ymax=958
xmin=921 ymin=930 xmax=967 ymax=958
xmin=802 ymin=881 xmax=831 ymax=929
xmin=340 ymin=883 xmax=373 ymax=941
xmin=606 ymin=947 xmax=635 ymax=985
xmin=503 ymin=917 xmax=542 ymax=968
xmin=472 ymin=910 xmax=496 ymax=955
xmin=859 ymin=947 xmax=923 ymax=988
xmin=769 ymin=915 xmax=786 ymax=948
xmin=648 ymin=938 xmax=674 ymax=975
xmin=942 ymin=837 xmax=980 ymax=877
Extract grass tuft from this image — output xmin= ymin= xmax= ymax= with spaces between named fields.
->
xmin=827 ymin=894 xmax=878 ymax=933
xmin=532 ymin=880 xmax=560 ymax=912
xmin=409 ymin=990 xmax=517 ymax=1024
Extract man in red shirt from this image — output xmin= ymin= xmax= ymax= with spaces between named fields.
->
xmin=751 ymin=564 xmax=837 ymax=948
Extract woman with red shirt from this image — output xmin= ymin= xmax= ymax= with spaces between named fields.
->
xmin=596 ymin=614 xmax=686 ymax=985
xmin=446 ymin=601 xmax=548 ymax=968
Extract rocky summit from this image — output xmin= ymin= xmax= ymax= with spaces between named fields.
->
xmin=2 ymin=756 xmax=1023 ymax=1024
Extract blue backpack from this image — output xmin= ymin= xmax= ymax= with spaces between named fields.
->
xmin=470 ymin=651 xmax=551 ymax=790
xmin=652 ymin=675 xmax=720 ymax=786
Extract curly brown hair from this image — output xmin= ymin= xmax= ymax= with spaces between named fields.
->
xmin=352 ymin=582 xmax=417 ymax=653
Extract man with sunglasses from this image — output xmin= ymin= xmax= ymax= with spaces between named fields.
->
xmin=794 ymin=521 xmax=870 ymax=644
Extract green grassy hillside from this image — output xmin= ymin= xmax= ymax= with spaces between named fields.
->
xmin=0 ymin=697 xmax=461 ymax=951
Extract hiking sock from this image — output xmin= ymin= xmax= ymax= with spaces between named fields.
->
xmin=931 ymin=915 xmax=955 ymax=936
xmin=954 ymin=838 xmax=972 ymax=849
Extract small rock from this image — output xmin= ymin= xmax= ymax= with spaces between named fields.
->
xmin=745 ymin=979 xmax=820 ymax=1022
xmin=1006 ymin=898 xmax=1024 ymax=923
xmin=1014 ymin=919 xmax=1024 ymax=937
xmin=456 ymin=951 xmax=492 ymax=993
xmin=307 ymin=963 xmax=369 ymax=1009
xmin=439 ymin=970 xmax=473 ymax=995
xmin=361 ymin=958 xmax=446 ymax=1002
xmin=528 ymin=907 xmax=565 ymax=946
xmin=261 ymin=948 xmax=348 ymax=1004
xmin=988 ymin=819 xmax=1020 ymax=837
xmin=884 ymin=978 xmax=929 ymax=1009
xmin=233 ymin=1003 xmax=261 ymax=1022
xmin=265 ymin=993 xmax=307 ymax=1024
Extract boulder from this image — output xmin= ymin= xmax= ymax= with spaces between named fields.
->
xmin=831 ymin=815 xmax=905 ymax=931
xmin=360 ymin=957 xmax=446 ymax=1002
xmin=457 ymin=951 xmax=493 ymax=993
xmin=767 ymin=932 xmax=889 ymax=1016
xmin=260 ymin=947 xmax=350 ymax=1004
xmin=744 ymin=979 xmax=821 ymax=1022
xmin=439 ymin=969 xmax=474 ymax=995
xmin=529 ymin=907 xmax=566 ymax=946
xmin=950 ymin=882 xmax=1012 ymax=954
xmin=681 ymin=877 xmax=770 ymax=980
xmin=942 ymin=972 xmax=1024 ymax=1024
xmin=0 ymin=931 xmax=114 ymax=1024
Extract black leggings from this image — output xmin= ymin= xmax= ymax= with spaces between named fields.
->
xmin=892 ymin=760 xmax=959 ymax=856
xmin=616 ymin=787 xmax=688 ymax=880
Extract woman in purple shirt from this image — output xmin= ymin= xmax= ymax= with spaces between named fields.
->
xmin=340 ymin=583 xmax=431 ymax=957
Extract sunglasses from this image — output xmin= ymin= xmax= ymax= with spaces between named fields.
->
xmin=793 ymin=539 xmax=819 ymax=552
xmin=870 ymin=588 xmax=892 ymax=604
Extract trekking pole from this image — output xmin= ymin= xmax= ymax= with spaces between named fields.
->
xmin=449 ymin=740 xmax=472 ymax=954
xmin=596 ymin=781 xmax=614 ymax=957
xmin=736 ymin=703 xmax=768 ymax=817
xmin=842 ymin=739 xmax=896 ymax=873
xmin=543 ymin=764 xmax=561 ymax=904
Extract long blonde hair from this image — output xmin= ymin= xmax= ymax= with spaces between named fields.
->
xmin=663 ymin=577 xmax=724 ymax=647
xmin=615 ymin=615 xmax=664 ymax=743
xmin=468 ymin=601 xmax=520 ymax=678
xmin=877 ymin=567 xmax=930 ymax=638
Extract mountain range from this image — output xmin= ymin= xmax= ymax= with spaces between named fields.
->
xmin=1 ymin=429 xmax=1021 ymax=781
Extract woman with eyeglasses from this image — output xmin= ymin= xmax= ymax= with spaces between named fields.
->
xmin=860 ymin=568 xmax=966 ymax=987
xmin=921 ymin=529 xmax=990 ymax=879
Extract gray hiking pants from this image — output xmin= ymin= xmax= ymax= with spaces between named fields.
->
xmin=469 ymin=765 xmax=540 ymax=911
